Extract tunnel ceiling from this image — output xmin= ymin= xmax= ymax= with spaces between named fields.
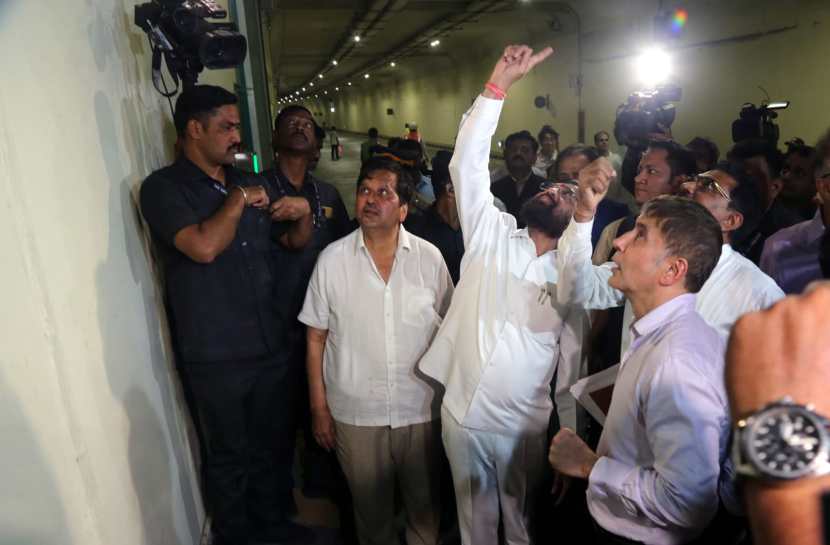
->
xmin=263 ymin=0 xmax=635 ymax=101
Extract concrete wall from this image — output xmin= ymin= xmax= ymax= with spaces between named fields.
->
xmin=315 ymin=0 xmax=830 ymax=155
xmin=0 ymin=1 xmax=214 ymax=543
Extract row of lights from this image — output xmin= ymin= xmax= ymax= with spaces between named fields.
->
xmin=277 ymin=33 xmax=442 ymax=106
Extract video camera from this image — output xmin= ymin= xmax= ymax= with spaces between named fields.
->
xmin=134 ymin=0 xmax=247 ymax=95
xmin=731 ymin=101 xmax=789 ymax=147
xmin=613 ymin=84 xmax=682 ymax=148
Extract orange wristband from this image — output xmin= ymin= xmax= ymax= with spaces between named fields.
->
xmin=485 ymin=82 xmax=507 ymax=99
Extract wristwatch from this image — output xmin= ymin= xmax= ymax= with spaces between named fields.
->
xmin=733 ymin=397 xmax=830 ymax=481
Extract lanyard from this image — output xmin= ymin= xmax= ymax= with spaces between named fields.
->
xmin=271 ymin=169 xmax=325 ymax=228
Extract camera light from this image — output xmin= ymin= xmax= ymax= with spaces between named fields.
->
xmin=636 ymin=47 xmax=671 ymax=86
xmin=767 ymin=101 xmax=790 ymax=110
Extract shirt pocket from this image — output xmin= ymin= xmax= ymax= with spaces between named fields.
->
xmin=402 ymin=286 xmax=441 ymax=329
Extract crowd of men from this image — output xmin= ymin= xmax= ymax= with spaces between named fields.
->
xmin=139 ymin=44 xmax=830 ymax=545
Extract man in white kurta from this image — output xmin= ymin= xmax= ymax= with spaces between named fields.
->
xmin=418 ymin=46 xmax=587 ymax=545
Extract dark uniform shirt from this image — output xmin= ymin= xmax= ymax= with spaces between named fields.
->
xmin=139 ymin=157 xmax=290 ymax=364
xmin=490 ymin=172 xmax=546 ymax=227
xmin=262 ymin=167 xmax=352 ymax=355
xmin=406 ymin=205 xmax=464 ymax=284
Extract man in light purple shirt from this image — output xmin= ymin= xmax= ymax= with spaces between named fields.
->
xmin=761 ymin=149 xmax=830 ymax=293
xmin=549 ymin=190 xmax=728 ymax=544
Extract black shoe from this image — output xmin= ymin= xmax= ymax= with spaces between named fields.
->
xmin=251 ymin=521 xmax=316 ymax=544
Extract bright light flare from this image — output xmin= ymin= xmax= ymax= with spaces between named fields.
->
xmin=636 ymin=48 xmax=672 ymax=86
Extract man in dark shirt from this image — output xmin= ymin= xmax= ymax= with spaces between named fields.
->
xmin=407 ymin=150 xmax=464 ymax=284
xmin=491 ymin=130 xmax=546 ymax=226
xmin=139 ymin=86 xmax=314 ymax=545
xmin=261 ymin=105 xmax=352 ymax=499
xmin=728 ymin=139 xmax=803 ymax=262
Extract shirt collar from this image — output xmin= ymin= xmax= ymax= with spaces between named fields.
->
xmin=630 ymin=292 xmax=697 ymax=340
xmin=174 ymin=155 xmax=237 ymax=184
xmin=805 ymin=210 xmax=826 ymax=245
xmin=354 ymin=224 xmax=412 ymax=255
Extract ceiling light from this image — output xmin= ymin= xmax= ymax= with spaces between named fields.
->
xmin=310 ymin=82 xmax=314 ymax=87
xmin=318 ymin=74 xmax=324 ymax=79
xmin=635 ymin=47 xmax=672 ymax=86
xmin=364 ymin=73 xmax=370 ymax=79
xmin=347 ymin=82 xmax=352 ymax=86
xmin=330 ymin=107 xmax=335 ymax=113
xmin=429 ymin=39 xmax=440 ymax=47
xmin=354 ymin=34 xmax=361 ymax=42
xmin=335 ymin=86 xmax=340 ymax=91
xmin=332 ymin=59 xmax=338 ymax=66
xmin=390 ymin=61 xmax=396 ymax=67
xmin=324 ymin=90 xmax=328 ymax=94
xmin=302 ymin=87 xmax=306 ymax=91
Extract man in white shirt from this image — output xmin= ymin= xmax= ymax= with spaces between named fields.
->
xmin=418 ymin=45 xmax=591 ymax=545
xmin=549 ymin=193 xmax=729 ymax=544
xmin=299 ymin=155 xmax=453 ymax=545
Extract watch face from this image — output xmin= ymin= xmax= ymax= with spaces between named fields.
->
xmin=746 ymin=405 xmax=828 ymax=479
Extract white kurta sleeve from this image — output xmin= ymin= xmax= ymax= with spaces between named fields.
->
xmin=555 ymin=217 xmax=625 ymax=309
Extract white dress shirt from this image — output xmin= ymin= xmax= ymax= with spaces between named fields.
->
xmin=556 ymin=218 xmax=784 ymax=354
xmin=760 ymin=211 xmax=826 ymax=294
xmin=418 ymin=96 xmax=587 ymax=436
xmin=588 ymin=294 xmax=729 ymax=544
xmin=299 ymin=226 xmax=453 ymax=428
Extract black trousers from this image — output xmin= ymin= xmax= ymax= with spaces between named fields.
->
xmin=331 ymin=144 xmax=339 ymax=160
xmin=184 ymin=355 xmax=297 ymax=544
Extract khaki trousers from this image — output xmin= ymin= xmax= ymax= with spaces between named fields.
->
xmin=334 ymin=419 xmax=442 ymax=545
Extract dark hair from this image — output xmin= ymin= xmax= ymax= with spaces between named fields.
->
xmin=785 ymin=140 xmax=815 ymax=161
xmin=520 ymin=196 xmax=571 ymax=239
xmin=594 ymin=130 xmax=610 ymax=142
xmin=538 ymin=125 xmax=559 ymax=143
xmin=709 ymin=160 xmax=763 ymax=249
xmin=314 ymin=123 xmax=326 ymax=149
xmin=174 ymin=85 xmax=238 ymax=136
xmin=646 ymin=140 xmax=697 ymax=181
xmin=640 ymin=195 xmax=723 ymax=293
xmin=274 ymin=104 xmax=313 ymax=132
xmin=357 ymin=156 xmax=413 ymax=206
xmin=687 ymin=137 xmax=720 ymax=170
xmin=552 ymin=144 xmax=600 ymax=179
xmin=431 ymin=150 xmax=453 ymax=196
xmin=727 ymin=139 xmax=784 ymax=178
xmin=368 ymin=127 xmax=379 ymax=138
xmin=505 ymin=130 xmax=539 ymax=153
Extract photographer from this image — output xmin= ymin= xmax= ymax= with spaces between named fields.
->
xmin=139 ymin=86 xmax=313 ymax=545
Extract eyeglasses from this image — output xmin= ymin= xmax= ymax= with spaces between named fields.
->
xmin=682 ymin=174 xmax=731 ymax=202
xmin=539 ymin=180 xmax=578 ymax=198
xmin=357 ymin=185 xmax=398 ymax=201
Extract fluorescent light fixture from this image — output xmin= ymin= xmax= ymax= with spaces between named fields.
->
xmin=636 ymin=47 xmax=672 ymax=86
xmin=429 ymin=39 xmax=440 ymax=47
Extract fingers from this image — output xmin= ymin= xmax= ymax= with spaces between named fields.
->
xmin=526 ymin=46 xmax=554 ymax=71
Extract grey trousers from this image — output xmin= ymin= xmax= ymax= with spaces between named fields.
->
xmin=442 ymin=407 xmax=546 ymax=545
xmin=334 ymin=419 xmax=442 ymax=545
